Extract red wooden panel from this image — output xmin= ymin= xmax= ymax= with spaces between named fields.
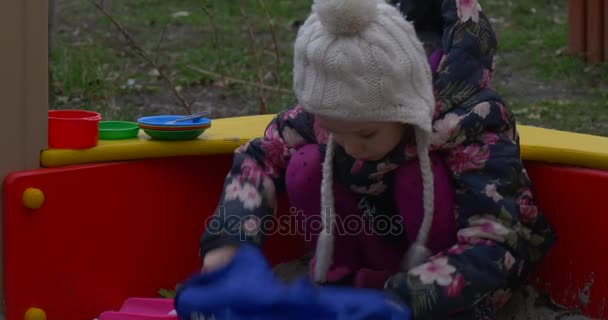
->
xmin=2 ymin=155 xmax=306 ymax=320
xmin=4 ymin=153 xmax=608 ymax=319
xmin=525 ymin=161 xmax=608 ymax=319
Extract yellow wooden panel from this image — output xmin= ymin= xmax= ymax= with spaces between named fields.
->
xmin=40 ymin=115 xmax=608 ymax=171
xmin=40 ymin=115 xmax=274 ymax=167
xmin=518 ymin=125 xmax=608 ymax=170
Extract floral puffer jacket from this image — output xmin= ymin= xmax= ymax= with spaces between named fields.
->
xmin=199 ymin=0 xmax=556 ymax=318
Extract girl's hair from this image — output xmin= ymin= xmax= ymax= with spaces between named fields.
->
xmin=417 ymin=30 xmax=443 ymax=56
xmin=397 ymin=0 xmax=444 ymax=55
xmin=398 ymin=0 xmax=444 ymax=34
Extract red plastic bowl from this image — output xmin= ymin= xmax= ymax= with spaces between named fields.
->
xmin=48 ymin=110 xmax=102 ymax=149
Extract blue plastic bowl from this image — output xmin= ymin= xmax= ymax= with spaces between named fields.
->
xmin=136 ymin=115 xmax=211 ymax=128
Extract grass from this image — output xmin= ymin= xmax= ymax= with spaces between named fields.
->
xmin=511 ymin=100 xmax=608 ymax=135
xmin=485 ymin=0 xmax=608 ymax=82
xmin=50 ymin=0 xmax=607 ymax=136
xmin=481 ymin=0 xmax=608 ymax=136
xmin=51 ymin=0 xmax=310 ymax=115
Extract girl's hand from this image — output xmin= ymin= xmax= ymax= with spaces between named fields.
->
xmin=201 ymin=245 xmax=239 ymax=273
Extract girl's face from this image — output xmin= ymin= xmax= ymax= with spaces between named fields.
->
xmin=317 ymin=115 xmax=409 ymax=161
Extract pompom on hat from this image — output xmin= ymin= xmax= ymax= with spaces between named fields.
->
xmin=292 ymin=0 xmax=437 ymax=283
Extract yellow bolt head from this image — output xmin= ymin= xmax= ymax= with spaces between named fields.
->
xmin=24 ymin=307 xmax=46 ymax=320
xmin=23 ymin=188 xmax=44 ymax=209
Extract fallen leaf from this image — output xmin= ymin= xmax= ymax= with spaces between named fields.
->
xmin=554 ymin=47 xmax=565 ymax=56
xmin=213 ymin=79 xmax=226 ymax=88
xmin=171 ymin=11 xmax=190 ymax=18
xmin=552 ymin=16 xmax=564 ymax=25
xmin=158 ymin=288 xmax=176 ymax=298
xmin=512 ymin=108 xmax=529 ymax=116
xmin=489 ymin=17 xmax=505 ymax=24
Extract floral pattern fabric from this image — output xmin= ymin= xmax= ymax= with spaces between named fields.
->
xmin=199 ymin=0 xmax=556 ymax=319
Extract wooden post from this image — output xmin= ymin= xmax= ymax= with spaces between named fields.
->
xmin=568 ymin=0 xmax=586 ymax=57
xmin=0 ymin=0 xmax=49 ymax=313
xmin=604 ymin=0 xmax=608 ymax=62
xmin=586 ymin=0 xmax=604 ymax=63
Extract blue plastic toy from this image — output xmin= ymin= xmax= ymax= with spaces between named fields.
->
xmin=173 ymin=244 xmax=411 ymax=320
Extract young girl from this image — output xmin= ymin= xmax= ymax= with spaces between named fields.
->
xmin=198 ymin=0 xmax=556 ymax=318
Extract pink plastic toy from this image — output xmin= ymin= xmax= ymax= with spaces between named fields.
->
xmin=97 ymin=298 xmax=177 ymax=320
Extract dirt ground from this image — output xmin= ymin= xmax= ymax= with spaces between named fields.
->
xmin=272 ymin=259 xmax=598 ymax=320
xmin=114 ymin=84 xmax=266 ymax=120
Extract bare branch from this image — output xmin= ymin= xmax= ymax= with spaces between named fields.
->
xmin=201 ymin=4 xmax=225 ymax=80
xmin=240 ymin=0 xmax=268 ymax=114
xmin=153 ymin=23 xmax=169 ymax=64
xmin=188 ymin=65 xmax=292 ymax=94
xmin=88 ymin=0 xmax=192 ymax=114
xmin=257 ymin=0 xmax=282 ymax=104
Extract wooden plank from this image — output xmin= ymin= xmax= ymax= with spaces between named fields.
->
xmin=0 ymin=0 xmax=48 ymax=314
xmin=586 ymin=0 xmax=604 ymax=63
xmin=24 ymin=0 xmax=49 ymax=169
xmin=0 ymin=2 xmax=25 ymax=315
xmin=568 ymin=0 xmax=587 ymax=56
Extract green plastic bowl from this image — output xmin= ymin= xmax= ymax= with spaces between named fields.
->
xmin=142 ymin=128 xmax=205 ymax=140
xmin=98 ymin=121 xmax=140 ymax=140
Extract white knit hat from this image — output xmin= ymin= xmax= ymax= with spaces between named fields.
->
xmin=293 ymin=0 xmax=436 ymax=283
